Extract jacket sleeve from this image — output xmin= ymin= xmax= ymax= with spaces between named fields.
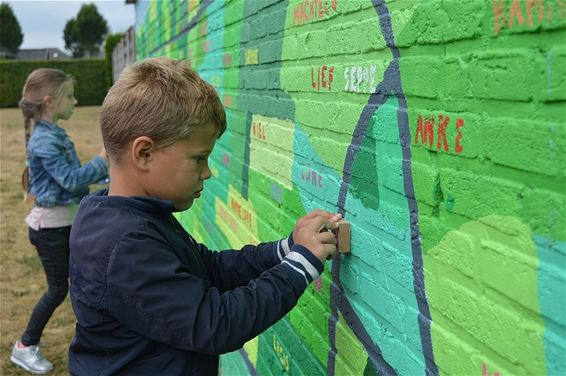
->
xmin=33 ymin=137 xmax=107 ymax=193
xmin=196 ymin=234 xmax=296 ymax=291
xmin=105 ymin=230 xmax=323 ymax=355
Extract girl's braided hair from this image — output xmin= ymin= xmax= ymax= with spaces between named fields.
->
xmin=19 ymin=68 xmax=73 ymax=147
xmin=19 ymin=68 xmax=73 ymax=202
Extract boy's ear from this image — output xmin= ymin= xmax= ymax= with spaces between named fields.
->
xmin=131 ymin=136 xmax=155 ymax=171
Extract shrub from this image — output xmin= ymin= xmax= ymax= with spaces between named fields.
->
xmin=0 ymin=59 xmax=107 ymax=107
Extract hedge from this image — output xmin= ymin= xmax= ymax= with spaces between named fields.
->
xmin=0 ymin=59 xmax=107 ymax=107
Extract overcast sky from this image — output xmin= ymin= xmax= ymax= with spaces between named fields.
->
xmin=3 ymin=0 xmax=135 ymax=53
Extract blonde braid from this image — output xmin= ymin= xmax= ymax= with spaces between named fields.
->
xmin=18 ymin=68 xmax=71 ymax=203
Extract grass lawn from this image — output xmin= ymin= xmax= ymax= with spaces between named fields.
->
xmin=1 ymin=106 xmax=106 ymax=375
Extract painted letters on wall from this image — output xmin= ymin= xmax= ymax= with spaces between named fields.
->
xmin=133 ymin=0 xmax=566 ymax=375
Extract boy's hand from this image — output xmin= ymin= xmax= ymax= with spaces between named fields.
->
xmin=293 ymin=210 xmax=342 ymax=263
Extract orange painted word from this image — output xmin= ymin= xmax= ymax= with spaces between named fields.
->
xmin=218 ymin=205 xmax=238 ymax=232
xmin=293 ymin=0 xmax=338 ymax=26
xmin=493 ymin=0 xmax=565 ymax=34
xmin=251 ymin=120 xmax=267 ymax=141
xmin=230 ymin=196 xmax=253 ymax=229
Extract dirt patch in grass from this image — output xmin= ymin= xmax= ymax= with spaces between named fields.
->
xmin=1 ymin=106 xmax=105 ymax=375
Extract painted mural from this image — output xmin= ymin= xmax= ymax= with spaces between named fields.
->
xmin=132 ymin=0 xmax=566 ymax=375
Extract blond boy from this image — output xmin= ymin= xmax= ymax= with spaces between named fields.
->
xmin=68 ymin=58 xmax=339 ymax=375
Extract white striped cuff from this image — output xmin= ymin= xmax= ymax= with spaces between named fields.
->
xmin=281 ymin=244 xmax=323 ymax=285
xmin=276 ymin=233 xmax=294 ymax=261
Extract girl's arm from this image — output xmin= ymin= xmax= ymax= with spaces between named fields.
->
xmin=33 ymin=137 xmax=107 ymax=192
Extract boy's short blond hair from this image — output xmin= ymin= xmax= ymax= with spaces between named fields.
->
xmin=100 ymin=57 xmax=226 ymax=162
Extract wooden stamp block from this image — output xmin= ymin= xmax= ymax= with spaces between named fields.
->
xmin=335 ymin=219 xmax=350 ymax=253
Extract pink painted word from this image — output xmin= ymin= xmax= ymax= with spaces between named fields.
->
xmin=414 ymin=114 xmax=464 ymax=154
xmin=482 ymin=362 xmax=500 ymax=376
xmin=222 ymin=153 xmax=230 ymax=166
xmin=493 ymin=0 xmax=566 ymax=34
xmin=314 ymin=276 xmax=323 ymax=292
xmin=311 ymin=65 xmax=335 ymax=91
xmin=301 ymin=164 xmax=323 ymax=188
xmin=293 ymin=0 xmax=338 ymax=26
xmin=223 ymin=53 xmax=232 ymax=67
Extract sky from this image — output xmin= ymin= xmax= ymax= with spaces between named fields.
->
xmin=3 ymin=0 xmax=135 ymax=54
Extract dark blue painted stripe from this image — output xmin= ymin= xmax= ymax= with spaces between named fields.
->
xmin=242 ymin=111 xmax=252 ymax=200
xmin=328 ymin=1 xmax=438 ymax=375
xmin=372 ymin=1 xmax=438 ymax=374
xmin=238 ymin=348 xmax=258 ymax=376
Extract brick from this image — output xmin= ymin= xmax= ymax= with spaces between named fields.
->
xmin=545 ymin=45 xmax=566 ymax=101
xmin=426 ymin=228 xmax=476 ymax=278
xmin=438 ymin=167 xmax=523 ymax=219
xmin=480 ymin=238 xmax=540 ymax=312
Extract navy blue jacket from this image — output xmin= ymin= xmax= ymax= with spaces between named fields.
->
xmin=68 ymin=190 xmax=323 ymax=375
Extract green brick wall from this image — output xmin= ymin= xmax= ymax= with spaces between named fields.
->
xmin=133 ymin=0 xmax=566 ymax=375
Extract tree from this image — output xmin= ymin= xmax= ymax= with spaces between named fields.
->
xmin=0 ymin=3 xmax=23 ymax=52
xmin=64 ymin=19 xmax=83 ymax=58
xmin=64 ymin=4 xmax=108 ymax=58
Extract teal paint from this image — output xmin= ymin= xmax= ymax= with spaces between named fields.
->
xmin=291 ymin=96 xmax=427 ymax=374
xmin=534 ymin=235 xmax=566 ymax=376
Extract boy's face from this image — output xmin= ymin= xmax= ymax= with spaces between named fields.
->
xmin=148 ymin=124 xmax=217 ymax=211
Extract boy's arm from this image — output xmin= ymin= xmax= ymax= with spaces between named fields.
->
xmin=184 ymin=209 xmax=340 ymax=291
xmin=194 ymin=233 xmax=295 ymax=291
xmin=105 ymin=232 xmax=323 ymax=355
xmin=33 ymin=137 xmax=107 ymax=192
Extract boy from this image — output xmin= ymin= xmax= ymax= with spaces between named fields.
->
xmin=68 ymin=57 xmax=340 ymax=375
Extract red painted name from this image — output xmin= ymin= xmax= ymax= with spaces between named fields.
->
xmin=311 ymin=65 xmax=335 ymax=91
xmin=414 ymin=114 xmax=464 ymax=154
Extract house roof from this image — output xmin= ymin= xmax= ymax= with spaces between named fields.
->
xmin=16 ymin=48 xmax=70 ymax=61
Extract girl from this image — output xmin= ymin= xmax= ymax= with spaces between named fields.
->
xmin=10 ymin=68 xmax=108 ymax=374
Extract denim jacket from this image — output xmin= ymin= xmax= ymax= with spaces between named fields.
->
xmin=27 ymin=120 xmax=108 ymax=208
